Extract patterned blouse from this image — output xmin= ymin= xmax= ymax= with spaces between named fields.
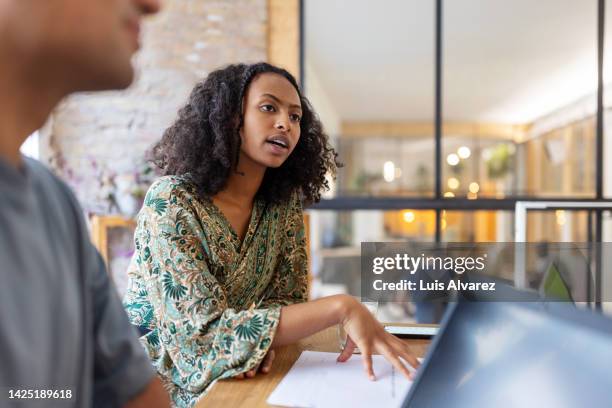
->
xmin=123 ymin=176 xmax=308 ymax=408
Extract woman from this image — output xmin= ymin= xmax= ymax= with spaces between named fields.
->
xmin=123 ymin=62 xmax=419 ymax=407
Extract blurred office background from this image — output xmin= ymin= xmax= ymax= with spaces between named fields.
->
xmin=304 ymin=0 xmax=612 ymax=321
xmin=20 ymin=0 xmax=612 ymax=322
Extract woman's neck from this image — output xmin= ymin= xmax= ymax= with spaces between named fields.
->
xmin=216 ymin=153 xmax=266 ymax=207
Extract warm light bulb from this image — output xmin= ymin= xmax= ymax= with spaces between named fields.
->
xmin=447 ymin=153 xmax=460 ymax=166
xmin=383 ymin=161 xmax=395 ymax=182
xmin=403 ymin=211 xmax=415 ymax=223
xmin=458 ymin=146 xmax=471 ymax=159
xmin=447 ymin=177 xmax=460 ymax=190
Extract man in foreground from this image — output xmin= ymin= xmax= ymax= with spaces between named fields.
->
xmin=0 ymin=0 xmax=170 ymax=406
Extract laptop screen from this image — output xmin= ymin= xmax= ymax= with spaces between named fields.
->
xmin=403 ymin=301 xmax=612 ymax=408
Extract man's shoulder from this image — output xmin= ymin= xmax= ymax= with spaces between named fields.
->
xmin=24 ymin=157 xmax=80 ymax=208
xmin=23 ymin=158 xmax=86 ymax=239
xmin=24 ymin=156 xmax=56 ymax=179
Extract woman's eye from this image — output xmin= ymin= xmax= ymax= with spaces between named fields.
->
xmin=260 ymin=104 xmax=275 ymax=112
xmin=290 ymin=114 xmax=301 ymax=122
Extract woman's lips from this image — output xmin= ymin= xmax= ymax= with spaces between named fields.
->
xmin=266 ymin=140 xmax=289 ymax=155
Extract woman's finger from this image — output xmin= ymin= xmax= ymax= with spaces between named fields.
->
xmin=380 ymin=345 xmax=412 ymax=380
xmin=361 ymin=346 xmax=375 ymax=381
xmin=246 ymin=366 xmax=258 ymax=378
xmin=337 ymin=336 xmax=356 ymax=362
xmin=234 ymin=373 xmax=244 ymax=380
xmin=261 ymin=350 xmax=275 ymax=373
xmin=389 ymin=336 xmax=421 ymax=370
xmin=397 ymin=342 xmax=420 ymax=371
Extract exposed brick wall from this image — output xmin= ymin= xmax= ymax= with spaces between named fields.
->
xmin=41 ymin=0 xmax=268 ymax=215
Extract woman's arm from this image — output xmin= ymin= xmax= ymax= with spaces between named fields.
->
xmin=265 ymin=198 xmax=419 ymax=381
xmin=235 ymin=292 xmax=337 ymax=380
xmin=271 ymin=294 xmax=346 ymax=347
xmin=273 ymin=294 xmax=420 ymax=381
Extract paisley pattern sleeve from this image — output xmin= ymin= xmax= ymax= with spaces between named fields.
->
xmin=128 ymin=178 xmax=280 ymax=406
xmin=259 ymin=193 xmax=309 ymax=307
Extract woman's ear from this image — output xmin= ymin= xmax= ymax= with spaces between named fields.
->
xmin=235 ymin=96 xmax=246 ymax=138
xmin=235 ymin=115 xmax=244 ymax=141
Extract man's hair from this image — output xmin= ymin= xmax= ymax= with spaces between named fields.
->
xmin=151 ymin=62 xmax=340 ymax=205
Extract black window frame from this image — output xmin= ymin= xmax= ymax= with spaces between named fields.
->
xmin=300 ymin=0 xmax=611 ymax=309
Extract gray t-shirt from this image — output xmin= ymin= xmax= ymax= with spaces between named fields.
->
xmin=0 ymin=157 xmax=155 ymax=407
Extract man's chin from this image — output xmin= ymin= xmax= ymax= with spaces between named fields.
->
xmin=82 ymin=63 xmax=135 ymax=92
xmin=113 ymin=66 xmax=136 ymax=89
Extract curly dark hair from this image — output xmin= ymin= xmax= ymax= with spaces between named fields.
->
xmin=151 ymin=62 xmax=340 ymax=205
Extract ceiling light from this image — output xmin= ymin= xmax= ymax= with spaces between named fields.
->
xmin=383 ymin=161 xmax=395 ymax=182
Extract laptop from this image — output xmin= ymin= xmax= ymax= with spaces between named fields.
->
xmin=402 ymin=294 xmax=612 ymax=407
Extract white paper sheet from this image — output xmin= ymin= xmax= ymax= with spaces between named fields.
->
xmin=267 ymin=351 xmax=417 ymax=408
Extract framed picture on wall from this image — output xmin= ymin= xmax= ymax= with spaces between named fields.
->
xmin=90 ymin=215 xmax=136 ymax=298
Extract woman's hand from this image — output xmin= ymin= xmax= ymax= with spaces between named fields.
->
xmin=336 ymin=297 xmax=420 ymax=381
xmin=233 ymin=350 xmax=276 ymax=379
xmin=271 ymin=294 xmax=420 ymax=381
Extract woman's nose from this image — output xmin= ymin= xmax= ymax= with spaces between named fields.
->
xmin=275 ymin=119 xmax=289 ymax=131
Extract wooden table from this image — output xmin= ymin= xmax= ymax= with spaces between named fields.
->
xmin=196 ymin=324 xmax=433 ymax=407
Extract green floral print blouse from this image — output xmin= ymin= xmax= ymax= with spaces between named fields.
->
xmin=123 ymin=176 xmax=308 ymax=408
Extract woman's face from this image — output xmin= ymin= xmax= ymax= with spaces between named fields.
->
xmin=238 ymin=72 xmax=302 ymax=170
